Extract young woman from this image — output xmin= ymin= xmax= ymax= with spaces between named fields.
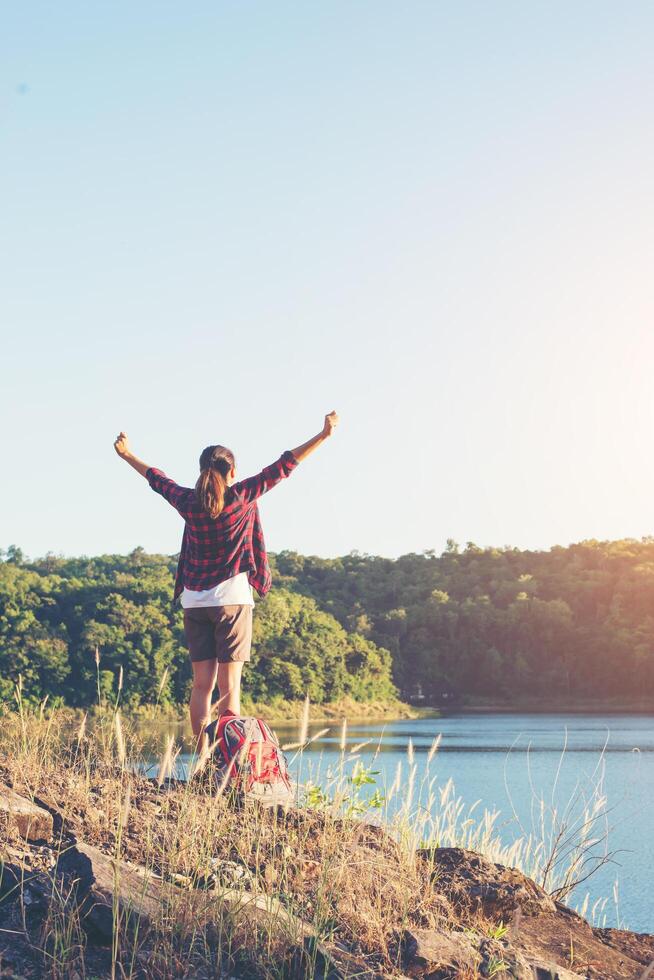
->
xmin=113 ymin=412 xmax=338 ymax=747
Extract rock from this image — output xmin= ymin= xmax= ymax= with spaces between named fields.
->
xmin=288 ymin=936 xmax=377 ymax=980
xmin=0 ymin=862 xmax=21 ymax=899
xmin=401 ymin=927 xmax=480 ymax=978
xmin=177 ymin=884 xmax=375 ymax=979
xmin=177 ymin=882 xmax=315 ymax=939
xmin=0 ymin=786 xmax=53 ymax=842
xmin=18 ymin=879 xmax=45 ymax=909
xmin=594 ymin=927 xmax=654 ymax=966
xmin=419 ymin=847 xmax=556 ymax=919
xmin=61 ymin=840 xmax=165 ymax=943
xmin=61 ymin=841 xmax=319 ymax=956
xmin=0 ymin=864 xmax=53 ymax=924
xmin=528 ymin=962 xmax=585 ymax=980
xmin=477 ymin=940 xmax=586 ymax=980
xmin=414 ymin=848 xmax=654 ymax=980
xmin=196 ymin=858 xmax=256 ymax=890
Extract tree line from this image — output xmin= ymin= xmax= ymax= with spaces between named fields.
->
xmin=0 ymin=546 xmax=395 ymax=707
xmin=272 ymin=539 xmax=654 ymax=702
xmin=1 ymin=537 xmax=653 ymax=707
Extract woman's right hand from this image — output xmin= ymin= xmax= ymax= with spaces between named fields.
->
xmin=322 ymin=411 xmax=339 ymax=439
xmin=289 ymin=412 xmax=339 ymax=462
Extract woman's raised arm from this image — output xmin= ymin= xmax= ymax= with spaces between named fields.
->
xmin=115 ymin=432 xmax=191 ymax=514
xmin=290 ymin=411 xmax=339 ymax=462
xmin=113 ymin=432 xmax=152 ymax=478
xmin=233 ymin=411 xmax=340 ymax=504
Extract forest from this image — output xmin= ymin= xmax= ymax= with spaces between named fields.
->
xmin=1 ymin=537 xmax=653 ymax=708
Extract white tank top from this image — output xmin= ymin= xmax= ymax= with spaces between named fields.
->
xmin=180 ymin=572 xmax=254 ymax=609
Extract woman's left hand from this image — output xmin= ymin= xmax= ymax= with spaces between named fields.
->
xmin=114 ymin=431 xmax=130 ymax=458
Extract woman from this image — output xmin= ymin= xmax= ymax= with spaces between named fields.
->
xmin=113 ymin=412 xmax=339 ymax=747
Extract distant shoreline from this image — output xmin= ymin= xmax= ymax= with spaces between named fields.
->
xmin=117 ymin=697 xmax=426 ymax=726
xmin=435 ymin=699 xmax=654 ymax=715
xmin=111 ymin=697 xmax=654 ymax=728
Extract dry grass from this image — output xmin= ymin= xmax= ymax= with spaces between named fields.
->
xmin=0 ymin=705 xmax=453 ymax=979
xmin=0 ymin=690 xmax=617 ymax=978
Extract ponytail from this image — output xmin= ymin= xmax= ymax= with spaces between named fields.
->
xmin=195 ymin=468 xmax=226 ymax=518
xmin=195 ymin=445 xmax=235 ymax=519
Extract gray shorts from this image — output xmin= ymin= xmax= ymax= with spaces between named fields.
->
xmin=182 ymin=605 xmax=253 ymax=663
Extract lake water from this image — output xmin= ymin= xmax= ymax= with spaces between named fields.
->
xmin=140 ymin=712 xmax=653 ymax=933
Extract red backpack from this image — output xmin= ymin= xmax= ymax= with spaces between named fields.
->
xmin=204 ymin=714 xmax=295 ymax=807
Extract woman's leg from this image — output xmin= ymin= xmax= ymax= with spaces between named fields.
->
xmin=190 ymin=658 xmax=219 ymax=743
xmin=216 ymin=661 xmax=244 ymax=716
xmin=213 ymin=606 xmax=250 ymax=716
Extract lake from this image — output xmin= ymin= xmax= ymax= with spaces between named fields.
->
xmin=139 ymin=712 xmax=653 ymax=933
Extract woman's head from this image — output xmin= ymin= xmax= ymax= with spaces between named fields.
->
xmin=195 ymin=445 xmax=236 ymax=518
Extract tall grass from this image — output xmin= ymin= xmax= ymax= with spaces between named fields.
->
xmin=0 ymin=688 xmax=619 ymax=978
xmin=296 ymin=707 xmax=618 ymax=921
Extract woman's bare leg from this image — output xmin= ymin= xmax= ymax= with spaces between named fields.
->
xmin=216 ymin=661 xmax=244 ymax=716
xmin=190 ymin=658 xmax=219 ymax=746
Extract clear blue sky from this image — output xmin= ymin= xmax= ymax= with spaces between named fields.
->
xmin=2 ymin=2 xmax=653 ymax=560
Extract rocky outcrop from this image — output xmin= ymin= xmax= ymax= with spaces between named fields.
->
xmin=419 ymin=847 xmax=558 ymax=919
xmin=1 ymin=826 xmax=376 ymax=978
xmin=399 ymin=924 xmax=593 ymax=980
xmin=416 ymin=847 xmax=654 ymax=980
xmin=1 ymin=782 xmax=652 ymax=979
xmin=62 ymin=840 xmax=167 ymax=942
xmin=401 ymin=927 xmax=481 ymax=977
xmin=595 ymin=928 xmax=654 ymax=966
xmin=0 ymin=785 xmax=53 ymax=842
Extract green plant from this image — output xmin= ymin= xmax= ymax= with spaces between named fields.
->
xmin=305 ymin=783 xmax=331 ymax=810
xmin=486 ymin=955 xmax=509 ymax=977
xmin=342 ymin=763 xmax=386 ymax=817
xmin=486 ymin=921 xmax=509 ymax=940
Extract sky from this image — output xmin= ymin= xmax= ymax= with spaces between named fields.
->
xmin=2 ymin=1 xmax=654 ymax=561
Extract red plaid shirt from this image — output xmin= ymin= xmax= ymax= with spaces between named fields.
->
xmin=146 ymin=450 xmax=299 ymax=602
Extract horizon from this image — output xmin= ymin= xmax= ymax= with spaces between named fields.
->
xmin=5 ymin=530 xmax=654 ymax=566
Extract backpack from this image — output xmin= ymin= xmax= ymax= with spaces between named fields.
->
xmin=204 ymin=715 xmax=295 ymax=808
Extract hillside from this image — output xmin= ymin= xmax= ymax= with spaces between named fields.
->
xmin=2 ymin=537 xmax=654 ymax=707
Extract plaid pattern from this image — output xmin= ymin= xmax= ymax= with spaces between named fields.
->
xmin=146 ymin=451 xmax=299 ymax=601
